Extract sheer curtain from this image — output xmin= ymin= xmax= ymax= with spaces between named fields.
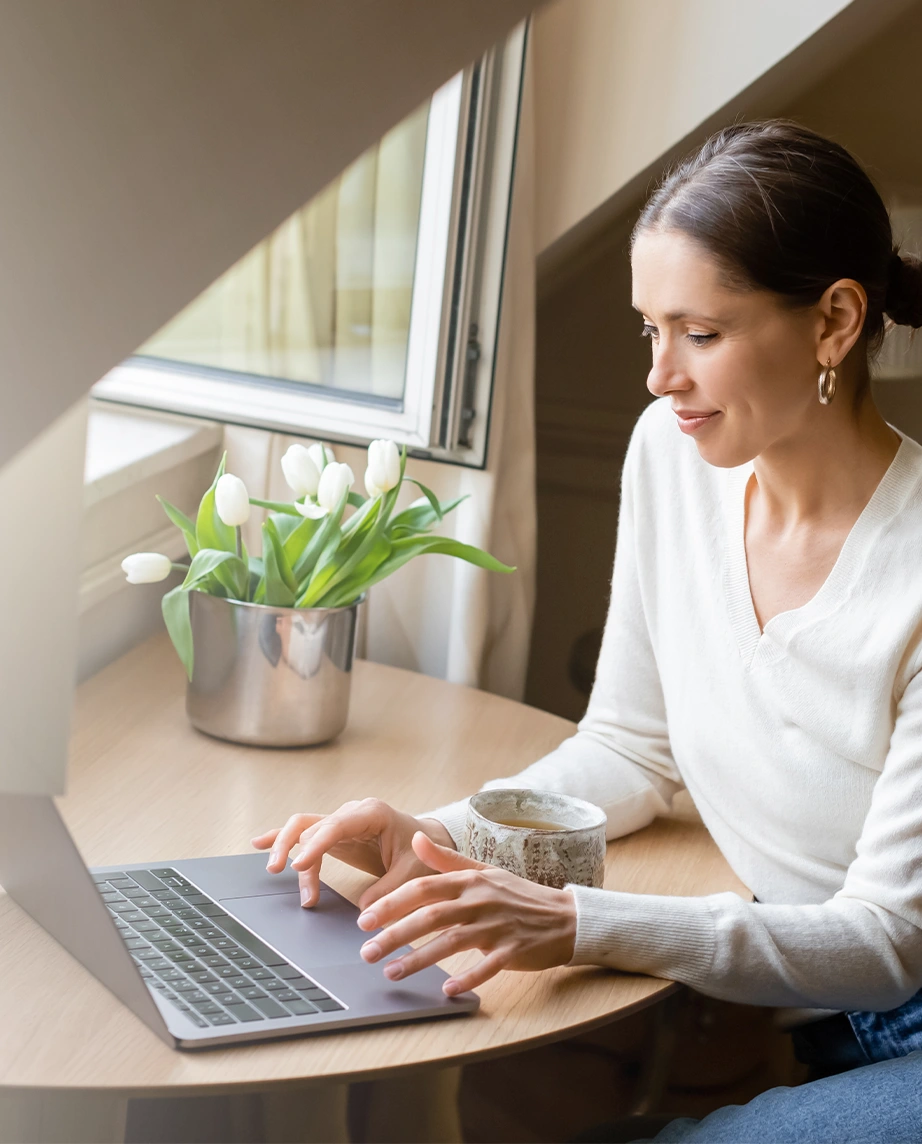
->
xmin=139 ymin=104 xmax=429 ymax=403
xmin=225 ymin=49 xmax=536 ymax=699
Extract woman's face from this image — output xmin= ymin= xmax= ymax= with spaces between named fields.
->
xmin=631 ymin=228 xmax=825 ymax=468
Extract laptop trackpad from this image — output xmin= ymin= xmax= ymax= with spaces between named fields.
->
xmin=220 ymin=890 xmax=372 ymax=972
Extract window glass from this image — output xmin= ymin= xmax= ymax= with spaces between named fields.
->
xmin=138 ymin=104 xmax=429 ymax=402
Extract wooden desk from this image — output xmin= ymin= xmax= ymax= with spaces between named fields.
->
xmin=0 ymin=634 xmax=747 ymax=1110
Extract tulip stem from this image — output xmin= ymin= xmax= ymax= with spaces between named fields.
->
xmin=170 ymin=563 xmax=190 ymax=573
xmin=235 ymin=527 xmax=242 ymax=560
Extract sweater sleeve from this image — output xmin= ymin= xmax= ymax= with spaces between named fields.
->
xmin=567 ymin=663 xmax=922 ymax=1012
xmin=421 ymin=414 xmax=685 ymax=849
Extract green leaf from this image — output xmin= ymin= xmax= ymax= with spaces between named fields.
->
xmin=195 ymin=452 xmax=236 ymax=554
xmin=300 ymin=497 xmax=382 ymax=607
xmin=325 ymin=534 xmax=515 ymax=602
xmin=162 ymin=586 xmax=194 ymax=680
xmin=280 ymin=512 xmax=322 ymax=570
xmin=182 ymin=548 xmax=249 ymax=599
xmin=341 ymin=491 xmax=380 ymax=538
xmin=403 ymin=477 xmax=443 ymax=521
xmin=249 ymin=497 xmax=300 ymax=516
xmin=157 ymin=496 xmax=199 ymax=558
xmin=315 ymin=537 xmax=392 ymax=607
xmin=388 ymin=494 xmax=468 ymax=538
xmin=295 ymin=521 xmax=343 ymax=607
xmin=261 ymin=520 xmax=297 ymax=607
xmin=291 ymin=489 xmax=348 ymax=581
xmin=347 ymin=491 xmax=367 ymax=509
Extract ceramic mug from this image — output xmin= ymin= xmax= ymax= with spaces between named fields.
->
xmin=463 ymin=788 xmax=607 ymax=889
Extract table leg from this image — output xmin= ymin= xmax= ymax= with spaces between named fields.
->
xmin=259 ymin=1082 xmax=350 ymax=1143
xmin=356 ymin=1066 xmax=462 ymax=1144
xmin=0 ymin=1090 xmax=128 ymax=1144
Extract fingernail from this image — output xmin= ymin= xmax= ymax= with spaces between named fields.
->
xmin=300 ymin=888 xmax=311 ymax=907
xmin=361 ymin=941 xmax=382 ymax=962
xmin=384 ymin=962 xmax=404 ymax=980
xmin=444 ymin=980 xmax=460 ymax=996
xmin=357 ymin=911 xmax=377 ymax=930
xmin=268 ymin=850 xmax=278 ymax=866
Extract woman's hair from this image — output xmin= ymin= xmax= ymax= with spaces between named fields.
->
xmin=631 ymin=119 xmax=922 ymax=397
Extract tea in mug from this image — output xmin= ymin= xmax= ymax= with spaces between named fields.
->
xmin=490 ymin=817 xmax=569 ymax=831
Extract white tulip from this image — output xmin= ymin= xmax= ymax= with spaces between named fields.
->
xmin=294 ymin=499 xmax=328 ymax=519
xmin=366 ymin=439 xmax=400 ymax=497
xmin=215 ymin=473 xmax=250 ymax=527
xmin=364 ymin=467 xmax=383 ymax=499
xmin=307 ymin=442 xmax=335 ymax=472
xmin=317 ymin=462 xmax=354 ymax=512
xmin=122 ymin=552 xmax=172 ymax=584
xmin=280 ymin=444 xmax=321 ymax=497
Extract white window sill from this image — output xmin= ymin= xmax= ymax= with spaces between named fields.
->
xmin=79 ymin=404 xmax=223 ymax=679
xmin=84 ymin=403 xmax=223 ymax=506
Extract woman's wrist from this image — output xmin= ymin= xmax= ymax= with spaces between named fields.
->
xmin=417 ymin=816 xmax=458 ymax=851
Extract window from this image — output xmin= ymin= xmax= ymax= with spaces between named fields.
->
xmin=92 ymin=25 xmax=526 ymax=468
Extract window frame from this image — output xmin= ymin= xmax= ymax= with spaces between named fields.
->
xmin=91 ymin=23 xmax=527 ymax=469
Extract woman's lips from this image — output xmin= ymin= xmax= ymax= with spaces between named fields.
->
xmin=675 ymin=409 xmax=720 ymax=434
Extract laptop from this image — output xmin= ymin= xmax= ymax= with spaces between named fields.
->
xmin=0 ymin=793 xmax=478 ymax=1049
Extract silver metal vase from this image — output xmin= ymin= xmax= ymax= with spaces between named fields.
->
xmin=185 ymin=592 xmax=363 ymax=747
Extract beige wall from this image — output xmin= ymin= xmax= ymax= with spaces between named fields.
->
xmin=526 ymin=0 xmax=922 ymax=720
xmin=533 ymin=0 xmax=855 ymax=256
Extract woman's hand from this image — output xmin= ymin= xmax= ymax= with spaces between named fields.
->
xmin=356 ymin=831 xmax=577 ymax=996
xmin=251 ymin=798 xmax=457 ymax=910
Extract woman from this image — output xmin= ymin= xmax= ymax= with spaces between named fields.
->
xmin=253 ymin=120 xmax=922 ymax=1089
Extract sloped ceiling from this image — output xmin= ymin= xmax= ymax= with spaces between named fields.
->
xmin=0 ymin=0 xmax=536 ymax=471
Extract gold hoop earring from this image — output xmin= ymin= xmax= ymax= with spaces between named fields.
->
xmin=818 ymin=358 xmax=837 ymax=405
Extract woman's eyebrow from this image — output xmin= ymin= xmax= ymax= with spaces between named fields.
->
xmin=631 ymin=302 xmax=720 ymax=323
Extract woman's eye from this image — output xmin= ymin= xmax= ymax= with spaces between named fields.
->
xmin=640 ymin=324 xmax=716 ymax=347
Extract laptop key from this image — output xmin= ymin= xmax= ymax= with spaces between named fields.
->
xmin=215 ymin=965 xmax=241 ymax=978
xmin=284 ymin=998 xmax=319 ymax=1016
xmin=314 ymin=999 xmax=345 ymax=1012
xmin=240 ymin=987 xmax=269 ymax=1002
xmin=274 ymin=990 xmax=301 ymax=1002
xmin=173 ymin=980 xmax=198 ymax=993
xmin=151 ymin=868 xmax=178 ymax=877
xmin=146 ymin=958 xmax=173 ymax=971
xmin=132 ymin=920 xmax=160 ymax=933
xmin=130 ymin=870 xmax=170 ymax=891
xmin=197 ymin=903 xmax=228 ymax=918
xmin=226 ymin=977 xmax=248 ymax=990
xmin=189 ymin=971 xmax=217 ymax=984
xmin=263 ymin=980 xmax=288 ymax=992
xmin=252 ymin=997 xmax=288 ymax=1019
xmin=235 ymin=958 xmax=262 ymax=972
xmin=191 ymin=1001 xmax=223 ymax=1015
xmin=224 ymin=1003 xmax=264 ymax=1023
xmin=108 ymin=902 xmax=137 ymax=914
xmin=211 ymin=916 xmax=288 ymax=966
xmin=248 ymin=968 xmax=275 ymax=981
xmin=186 ymin=1012 xmax=209 ymax=1028
xmin=174 ymin=907 xmax=200 ymax=920
xmin=275 ymin=964 xmax=306 ymax=980
xmin=202 ymin=956 xmax=230 ymax=969
xmin=207 ymin=1012 xmax=237 ymax=1026
xmin=124 ymin=937 xmax=149 ymax=951
xmin=212 ymin=992 xmax=239 ymax=1006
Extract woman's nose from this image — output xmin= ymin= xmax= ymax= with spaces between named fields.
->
xmin=646 ymin=351 xmax=693 ymax=399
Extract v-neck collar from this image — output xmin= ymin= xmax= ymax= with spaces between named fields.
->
xmin=723 ymin=430 xmax=915 ymax=670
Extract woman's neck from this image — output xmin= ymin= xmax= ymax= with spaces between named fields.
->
xmin=750 ymin=393 xmax=901 ymax=534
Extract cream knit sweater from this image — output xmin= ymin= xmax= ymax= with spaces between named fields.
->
xmin=426 ymin=397 xmax=922 ymax=1013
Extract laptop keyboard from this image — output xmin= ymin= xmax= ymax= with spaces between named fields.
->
xmin=93 ymin=867 xmax=345 ymax=1030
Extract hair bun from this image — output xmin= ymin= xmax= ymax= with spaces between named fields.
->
xmin=885 ymin=250 xmax=922 ymax=327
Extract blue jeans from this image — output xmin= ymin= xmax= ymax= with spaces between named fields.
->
xmin=643 ymin=987 xmax=922 ymax=1142
xmin=645 ymin=1049 xmax=922 ymax=1142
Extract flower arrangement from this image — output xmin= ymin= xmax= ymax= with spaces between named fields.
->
xmin=122 ymin=439 xmax=514 ymax=678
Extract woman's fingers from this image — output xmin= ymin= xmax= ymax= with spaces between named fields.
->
xmin=410 ymin=830 xmax=487 ymax=874
xmin=250 ymin=828 xmax=280 ymax=850
xmin=289 ymin=802 xmax=387 ymax=874
xmin=360 ymin=897 xmax=473 ymax=963
xmin=357 ymin=870 xmax=470 ymax=933
xmin=263 ymin=813 xmax=322 ymax=872
xmin=442 ymin=950 xmax=508 ymax=996
xmin=377 ymin=925 xmax=489 ymax=982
